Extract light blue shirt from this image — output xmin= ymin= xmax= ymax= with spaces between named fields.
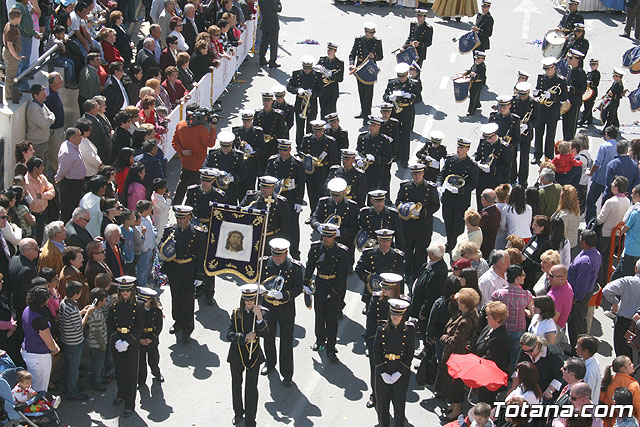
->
xmin=624 ymin=207 xmax=640 ymax=256
xmin=592 ymin=138 xmax=617 ymax=186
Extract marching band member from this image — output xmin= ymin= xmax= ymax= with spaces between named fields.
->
xmin=324 ymin=112 xmax=349 ymax=151
xmin=489 ymin=95 xmax=521 ymax=183
xmin=380 ymin=103 xmax=400 ymax=195
xmin=240 ymin=176 xmax=291 ymax=246
xmin=383 ymin=63 xmax=421 ymax=169
xmin=395 ymin=163 xmax=440 ymax=283
xmin=203 ymin=130 xmax=248 ymax=205
xmin=265 ymin=139 xmax=305 ymax=260
xmin=232 ymin=110 xmax=265 ymax=199
xmin=472 ymin=1 xmax=494 ymax=52
xmin=254 ymin=92 xmax=287 ymax=171
xmin=158 ymin=206 xmax=206 ymax=344
xmin=475 ymin=123 xmax=510 ymax=209
xmin=402 ymin=9 xmax=433 ymax=68
xmin=299 ymin=120 xmax=339 ymax=213
xmin=560 ymin=22 xmax=589 ymax=65
xmin=184 ymin=168 xmax=225 ymax=305
xmin=578 ymin=58 xmax=600 ymax=126
xmin=533 ymin=57 xmax=568 ymax=164
xmin=272 ymin=85 xmax=295 ymax=139
xmin=602 ymin=68 xmax=625 ymax=129
xmin=562 ymin=49 xmax=588 ymax=141
xmin=316 ymin=42 xmax=345 ymax=118
xmin=358 ymin=190 xmax=405 ymax=251
xmin=558 ymin=0 xmax=584 ymax=35
xmin=416 ymin=131 xmax=448 ymax=184
xmin=357 ymin=116 xmax=393 ymax=192
xmin=437 ymin=138 xmax=478 ymax=253
xmin=227 ymin=283 xmax=268 ymax=427
xmin=324 ymin=149 xmax=368 ymax=208
xmin=286 ymin=56 xmax=325 ymax=145
xmin=349 ymin=22 xmax=383 ymax=123
xmin=463 ymin=51 xmax=486 ymax=116
xmin=512 ymin=82 xmax=540 ymax=186
xmin=303 ymin=223 xmax=349 ymax=362
xmin=259 ymin=239 xmax=303 ymax=387
xmin=364 ymin=273 xmax=401 ymax=410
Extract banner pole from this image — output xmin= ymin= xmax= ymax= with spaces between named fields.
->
xmin=249 ymin=199 xmax=272 ymax=355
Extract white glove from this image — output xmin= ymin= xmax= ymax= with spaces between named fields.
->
xmin=229 ymin=175 xmax=235 ymax=183
xmin=366 ymin=154 xmax=375 ymax=162
xmin=532 ymin=89 xmax=540 ymax=97
xmin=520 ymin=123 xmax=528 ymax=134
xmin=297 ymin=88 xmax=305 ymax=95
xmin=294 ymin=204 xmax=303 ymax=213
xmin=270 ymin=290 xmax=283 ymax=300
xmin=478 ymin=163 xmax=491 ymax=173
xmin=335 ymin=229 xmax=341 ymax=238
xmin=115 ymin=339 xmax=129 ymax=353
xmin=303 ymin=286 xmax=313 ymax=295
xmin=381 ymin=373 xmax=393 ymax=384
xmin=194 ymin=280 xmax=203 ymax=287
xmin=326 ymin=293 xmax=332 ymax=300
xmin=389 ymin=95 xmax=397 ymax=102
xmin=542 ymin=91 xmax=551 ymax=99
xmin=446 ymin=183 xmax=459 ymax=194
xmin=305 ymin=89 xmax=312 ymax=97
xmin=437 ymin=186 xmax=445 ymax=197
xmin=389 ymin=372 xmax=402 ymax=384
xmin=402 ymin=92 xmax=412 ymax=99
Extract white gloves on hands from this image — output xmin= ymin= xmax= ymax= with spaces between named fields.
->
xmin=115 ymin=339 xmax=129 ymax=353
xmin=366 ymin=154 xmax=375 ymax=163
xmin=389 ymin=372 xmax=401 ymax=384
xmin=194 ymin=280 xmax=203 ymax=287
xmin=520 ymin=124 xmax=528 ymax=134
xmin=389 ymin=95 xmax=397 ymax=102
xmin=542 ymin=91 xmax=551 ymax=99
xmin=478 ymin=163 xmax=491 ymax=173
xmin=294 ymin=204 xmax=303 ymax=213
xmin=298 ymin=88 xmax=305 ymax=96
xmin=381 ymin=373 xmax=393 ymax=384
xmin=304 ymin=89 xmax=312 ymax=97
xmin=229 ymin=175 xmax=235 ymax=183
xmin=443 ymin=182 xmax=459 ymax=194
xmin=269 ymin=290 xmax=283 ymax=300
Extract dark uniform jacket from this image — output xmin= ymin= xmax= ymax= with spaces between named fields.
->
xmin=437 ymin=154 xmax=479 ymax=205
xmin=566 ymin=66 xmax=588 ymax=105
xmin=254 ymin=108 xmax=287 ymax=163
xmin=536 ymin=73 xmax=568 ymax=119
xmin=395 ymin=179 xmax=440 ymax=232
xmin=512 ymin=95 xmax=540 ymax=135
xmin=325 ymin=126 xmax=349 ymax=151
xmin=380 ymin=117 xmax=400 ymax=156
xmin=324 ymin=165 xmax=367 ymax=207
xmin=226 ymin=307 xmax=268 ymax=368
xmin=403 ymin=20 xmax=433 ymax=61
xmin=355 ymin=246 xmax=406 ymax=296
xmin=273 ymin=100 xmax=294 ymax=133
xmin=286 ymin=69 xmax=325 ymax=117
xmin=607 ymin=80 xmax=625 ymax=109
xmin=316 ymin=55 xmax=344 ymax=100
xmin=265 ymin=154 xmax=306 ymax=206
xmin=586 ymin=69 xmax=601 ymax=99
xmin=303 ymin=241 xmax=349 ymax=297
xmin=490 ymin=111 xmax=521 ymax=148
xmin=559 ymin=10 xmax=584 ymax=33
xmin=141 ymin=306 xmax=163 ymax=346
xmin=349 ymin=35 xmax=383 ymax=67
xmin=374 ymin=321 xmax=416 ymax=375
xmin=474 ymin=12 xmax=494 ymax=51
xmin=240 ymin=192 xmax=290 ymax=239
xmin=366 ymin=293 xmax=389 ymax=340
xmin=203 ymin=148 xmax=248 ymax=203
xmin=416 ymin=143 xmax=447 ymax=183
xmin=185 ymin=184 xmax=225 ymax=222
xmin=561 ymin=35 xmax=589 ymax=60
xmin=299 ymin=134 xmax=339 ymax=185
xmin=475 ymin=138 xmax=511 ymax=185
xmin=310 ymin=196 xmax=359 ymax=242
xmin=258 ymin=0 xmax=281 ymax=31
xmin=107 ymin=300 xmax=145 ymax=345
xmin=466 ymin=62 xmax=486 ymax=86
xmin=357 ymin=206 xmax=405 ymax=250
xmin=260 ymin=256 xmax=303 ymax=313
xmin=233 ymin=125 xmax=266 ymax=177
xmin=158 ymin=223 xmax=206 ymax=280
xmin=383 ymin=78 xmax=420 ymax=116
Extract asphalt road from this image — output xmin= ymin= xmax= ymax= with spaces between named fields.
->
xmin=57 ymin=0 xmax=633 ymax=425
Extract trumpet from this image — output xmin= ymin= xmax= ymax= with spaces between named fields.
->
xmin=313 ymin=64 xmax=334 ymax=87
xmin=521 ymin=107 xmax=533 ymax=136
xmin=534 ymin=84 xmax=562 ymax=108
xmin=299 ymin=92 xmax=311 ymax=120
xmin=264 ymin=134 xmax=275 ymax=144
xmin=239 ymin=140 xmax=255 ymax=160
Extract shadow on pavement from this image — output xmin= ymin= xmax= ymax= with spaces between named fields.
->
xmin=139 ymin=381 xmax=173 ymax=423
xmin=168 ymin=340 xmax=220 ymax=380
xmin=264 ymin=376 xmax=322 ymax=426
xmin=311 ymin=355 xmax=367 ymax=401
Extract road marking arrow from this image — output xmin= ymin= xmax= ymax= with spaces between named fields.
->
xmin=514 ymin=0 xmax=542 ymax=39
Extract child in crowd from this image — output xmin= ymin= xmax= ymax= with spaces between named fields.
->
xmin=93 ymin=273 xmax=115 ymax=381
xmin=551 ymin=141 xmax=582 ymax=186
xmin=572 ymin=135 xmax=592 ymax=216
xmin=86 ymin=288 xmax=108 ymax=391
xmin=119 ymin=209 xmax=136 ymax=275
xmin=38 ymin=268 xmax=60 ymax=320
xmin=152 ymin=178 xmax=172 ymax=244
xmin=136 ymin=200 xmax=156 ymax=286
xmin=12 ymin=370 xmax=60 ymax=411
xmin=137 ymin=287 xmax=164 ymax=386
xmin=43 ymin=25 xmax=76 ymax=86
xmin=132 ymin=211 xmax=144 ymax=270
xmin=470 ymin=402 xmax=493 ymax=427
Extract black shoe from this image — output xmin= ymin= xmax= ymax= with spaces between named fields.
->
xmin=282 ymin=378 xmax=293 ymax=387
xmin=123 ymin=409 xmax=133 ymax=417
xmin=531 ymin=158 xmax=541 ymax=165
xmin=338 ymin=311 xmax=344 ymax=320
xmin=354 ymin=113 xmax=365 ymax=119
xmin=366 ymin=396 xmax=376 ymax=408
xmin=205 ymin=297 xmax=215 ymax=306
xmin=113 ymin=397 xmax=124 ymax=406
xmin=169 ymin=325 xmax=179 ymax=334
xmin=259 ymin=59 xmax=268 ymax=66
xmin=311 ymin=342 xmax=325 ymax=351
xmin=268 ymin=62 xmax=281 ymax=68
xmin=327 ymin=352 xmax=339 ymax=363
xmin=261 ymin=365 xmax=275 ymax=376
xmin=466 ymin=111 xmax=475 ymax=116
xmin=153 ymin=375 xmax=165 ymax=383
xmin=232 ymin=415 xmax=244 ymax=425
xmin=621 ymin=33 xmax=631 ymax=38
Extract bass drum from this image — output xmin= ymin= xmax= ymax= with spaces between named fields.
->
xmin=453 ymin=75 xmax=471 ymax=103
xmin=542 ymin=29 xmax=566 ymax=59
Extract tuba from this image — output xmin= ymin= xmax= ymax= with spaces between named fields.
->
xmin=521 ymin=107 xmax=534 ymax=136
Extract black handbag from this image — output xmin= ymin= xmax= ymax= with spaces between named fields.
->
xmin=416 ymin=341 xmax=438 ymax=386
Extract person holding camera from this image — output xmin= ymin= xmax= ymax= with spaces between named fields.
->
xmin=171 ymin=104 xmax=217 ymax=205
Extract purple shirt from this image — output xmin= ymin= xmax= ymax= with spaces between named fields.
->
xmin=21 ymin=307 xmax=50 ymax=354
xmin=55 ymin=140 xmax=86 ymax=182
xmin=548 ymin=282 xmax=574 ymax=328
xmin=567 ymin=247 xmax=602 ymax=301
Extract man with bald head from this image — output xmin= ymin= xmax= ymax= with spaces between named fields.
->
xmin=479 ymin=188 xmax=500 ymax=258
xmin=548 ymin=264 xmax=574 ymax=332
xmin=9 ymin=238 xmax=39 ymax=319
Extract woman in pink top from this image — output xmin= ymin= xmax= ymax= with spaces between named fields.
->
xmin=122 ymin=162 xmax=147 ymax=210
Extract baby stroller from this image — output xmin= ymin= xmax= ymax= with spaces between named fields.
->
xmin=0 ymin=352 xmax=62 ymax=426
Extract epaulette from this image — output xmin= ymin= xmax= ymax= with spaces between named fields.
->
xmin=393 ymin=248 xmax=405 ymax=256
xmin=268 ymin=154 xmax=279 ymax=160
xmin=193 ymin=224 xmax=206 ymax=232
xmin=329 ymin=164 xmax=340 ymax=170
xmin=303 ymin=133 xmax=313 ymax=138
xmin=359 ymin=131 xmax=369 ymax=136
xmin=276 ymin=194 xmax=288 ymax=202
xmin=325 ymin=134 xmax=336 ymax=142
xmin=501 ymin=140 xmax=510 ymax=147
xmin=293 ymin=155 xmax=303 ymax=162
xmin=387 ymin=78 xmax=396 ymax=84
xmin=274 ymin=109 xmax=284 ymax=115
xmin=360 ymin=206 xmax=370 ymax=213
xmin=427 ymin=180 xmax=436 ymax=187
xmin=372 ymin=291 xmax=382 ymax=297
xmin=388 ymin=206 xmax=398 ymax=213
xmin=346 ymin=198 xmax=358 ymax=205
xmin=319 ymin=55 xmax=328 ymax=61
xmin=512 ymin=113 xmax=521 ymax=120
xmin=319 ymin=196 xmax=330 ymax=201
xmin=558 ymin=75 xmax=567 ymax=81
xmin=291 ymin=258 xmax=303 ymax=266
xmin=400 ymin=179 xmax=411 ymax=185
xmin=187 ymin=184 xmax=198 ymax=190
xmin=337 ymin=242 xmax=348 ymax=251
xmin=311 ymin=240 xmax=321 ymax=246
xmin=214 ymin=187 xmax=225 ymax=196
xmin=246 ymin=190 xmax=259 ymax=196
xmin=254 ymin=126 xmax=264 ymax=132
xmin=381 ymin=134 xmax=393 ymax=143
xmin=389 ymin=117 xmax=400 ymax=123
xmin=362 ymin=246 xmax=375 ymax=253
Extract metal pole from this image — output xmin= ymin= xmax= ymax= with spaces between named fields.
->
xmin=249 ymin=199 xmax=272 ymax=355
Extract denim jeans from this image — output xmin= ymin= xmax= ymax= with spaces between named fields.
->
xmin=611 ymin=254 xmax=640 ymax=282
xmin=136 ymin=250 xmax=154 ymax=286
xmin=104 ymin=345 xmax=114 ymax=377
xmin=585 ymin=181 xmax=605 ymax=225
xmin=63 ymin=343 xmax=83 ymax=396
xmin=507 ymin=330 xmax=525 ymax=374
xmin=88 ymin=347 xmax=105 ymax=387
xmin=17 ymin=35 xmax=33 ymax=91
xmin=53 ymin=56 xmax=75 ymax=83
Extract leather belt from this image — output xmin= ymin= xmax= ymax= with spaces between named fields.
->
xmin=117 ymin=327 xmax=130 ymax=333
xmin=318 ymin=274 xmax=336 ymax=280
xmin=143 ymin=328 xmax=154 ymax=332
xmin=265 ymin=228 xmax=281 ymax=236
xmin=198 ymin=218 xmax=210 ymax=223
xmin=174 ymin=257 xmax=193 ymax=264
xmin=385 ymin=354 xmax=401 ymax=361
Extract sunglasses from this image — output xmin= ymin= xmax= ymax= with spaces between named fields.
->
xmin=0 ymin=216 xmax=7 ymax=220
xmin=548 ymin=273 xmax=564 ymax=279
xmin=522 ymin=346 xmax=536 ymax=354
xmin=570 ymin=395 xmax=579 ymax=401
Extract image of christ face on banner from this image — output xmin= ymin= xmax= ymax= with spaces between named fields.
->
xmin=216 ymin=221 xmax=253 ymax=262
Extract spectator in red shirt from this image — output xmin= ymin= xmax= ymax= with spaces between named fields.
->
xmin=161 ymin=66 xmax=188 ymax=108
xmin=99 ymin=28 xmax=124 ymax=65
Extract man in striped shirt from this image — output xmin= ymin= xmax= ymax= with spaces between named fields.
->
xmin=59 ymin=281 xmax=95 ymax=400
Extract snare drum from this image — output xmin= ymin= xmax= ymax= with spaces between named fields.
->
xmin=582 ymin=87 xmax=594 ymax=102
xmin=623 ymin=46 xmax=640 ymax=74
xmin=354 ymin=58 xmax=380 ymax=85
xmin=453 ymin=75 xmax=471 ymax=103
xmin=542 ymin=30 xmax=566 ymax=59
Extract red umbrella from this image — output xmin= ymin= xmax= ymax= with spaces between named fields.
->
xmin=446 ymin=353 xmax=508 ymax=391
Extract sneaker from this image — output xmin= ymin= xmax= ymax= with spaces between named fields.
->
xmin=52 ymin=395 xmax=61 ymax=409
xmin=604 ymin=310 xmax=617 ymax=320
